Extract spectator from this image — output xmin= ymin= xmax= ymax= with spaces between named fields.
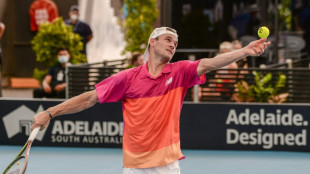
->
xmin=228 ymin=4 xmax=260 ymax=39
xmin=228 ymin=4 xmax=263 ymax=67
xmin=0 ymin=22 xmax=5 ymax=38
xmin=296 ymin=7 xmax=310 ymax=56
xmin=0 ymin=22 xmax=5 ymax=97
xmin=232 ymin=40 xmax=248 ymax=68
xmin=126 ymin=52 xmax=144 ymax=69
xmin=0 ymin=22 xmax=5 ymax=65
xmin=232 ymin=40 xmax=242 ymax=50
xmin=215 ymin=41 xmax=238 ymax=101
xmin=33 ymin=47 xmax=70 ymax=99
xmin=232 ymin=40 xmax=249 ymax=81
xmin=29 ymin=0 xmax=59 ymax=31
xmin=65 ymin=5 xmax=93 ymax=55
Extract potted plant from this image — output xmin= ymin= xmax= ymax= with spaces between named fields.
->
xmin=233 ymin=71 xmax=289 ymax=103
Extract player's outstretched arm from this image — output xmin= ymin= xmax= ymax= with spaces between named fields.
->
xmin=197 ymin=38 xmax=270 ymax=76
xmin=31 ymin=89 xmax=98 ymax=131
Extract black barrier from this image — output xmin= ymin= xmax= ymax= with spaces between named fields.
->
xmin=201 ymin=68 xmax=310 ymax=103
xmin=67 ymin=63 xmax=310 ymax=103
xmin=1 ymin=99 xmax=310 ymax=152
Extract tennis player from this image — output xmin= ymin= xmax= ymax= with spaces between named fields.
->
xmin=31 ymin=27 xmax=270 ymax=174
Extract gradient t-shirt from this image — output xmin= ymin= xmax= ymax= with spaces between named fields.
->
xmin=95 ymin=60 xmax=206 ymax=168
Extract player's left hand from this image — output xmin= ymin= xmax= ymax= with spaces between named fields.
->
xmin=244 ymin=38 xmax=271 ymax=56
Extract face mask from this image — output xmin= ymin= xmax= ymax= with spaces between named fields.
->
xmin=58 ymin=55 xmax=69 ymax=64
xmin=70 ymin=14 xmax=79 ymax=21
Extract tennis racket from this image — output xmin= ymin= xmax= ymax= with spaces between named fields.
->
xmin=2 ymin=127 xmax=40 ymax=174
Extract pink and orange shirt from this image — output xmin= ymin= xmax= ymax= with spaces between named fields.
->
xmin=95 ymin=60 xmax=206 ymax=168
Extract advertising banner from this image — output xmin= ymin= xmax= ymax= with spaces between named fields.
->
xmin=1 ymin=99 xmax=310 ymax=152
xmin=0 ymin=99 xmax=123 ymax=148
xmin=180 ymin=103 xmax=310 ymax=151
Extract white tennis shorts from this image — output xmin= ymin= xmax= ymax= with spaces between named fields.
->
xmin=123 ymin=160 xmax=180 ymax=174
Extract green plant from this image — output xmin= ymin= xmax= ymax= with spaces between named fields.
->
xmin=31 ymin=17 xmax=87 ymax=81
xmin=233 ymin=71 xmax=288 ymax=103
xmin=122 ymin=0 xmax=158 ymax=54
xmin=232 ymin=80 xmax=254 ymax=102
xmin=278 ymin=0 xmax=292 ymax=31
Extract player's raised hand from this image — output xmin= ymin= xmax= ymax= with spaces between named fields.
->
xmin=244 ymin=38 xmax=271 ymax=56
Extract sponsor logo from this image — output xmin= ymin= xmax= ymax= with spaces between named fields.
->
xmin=166 ymin=77 xmax=173 ymax=86
xmin=225 ymin=108 xmax=308 ymax=149
xmin=2 ymin=105 xmax=47 ymax=141
xmin=50 ymin=120 xmax=123 ymax=144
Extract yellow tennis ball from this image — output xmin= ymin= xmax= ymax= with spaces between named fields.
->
xmin=258 ymin=26 xmax=269 ymax=38
xmin=17 ymin=161 xmax=20 ymax=165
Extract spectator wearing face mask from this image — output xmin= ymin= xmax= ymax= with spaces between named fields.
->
xmin=33 ymin=47 xmax=71 ymax=98
xmin=65 ymin=5 xmax=93 ymax=55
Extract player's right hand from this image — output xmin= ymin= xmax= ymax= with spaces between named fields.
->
xmin=31 ymin=111 xmax=50 ymax=131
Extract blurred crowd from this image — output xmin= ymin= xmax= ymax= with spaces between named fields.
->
xmin=1 ymin=0 xmax=310 ymax=100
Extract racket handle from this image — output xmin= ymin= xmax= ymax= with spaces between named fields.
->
xmin=28 ymin=127 xmax=40 ymax=141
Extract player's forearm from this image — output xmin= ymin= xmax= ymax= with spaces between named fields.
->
xmin=198 ymin=48 xmax=247 ymax=75
xmin=47 ymin=90 xmax=98 ymax=118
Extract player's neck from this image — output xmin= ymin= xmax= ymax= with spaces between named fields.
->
xmin=147 ymin=58 xmax=167 ymax=78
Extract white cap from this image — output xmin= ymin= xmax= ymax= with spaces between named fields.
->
xmin=143 ymin=27 xmax=178 ymax=62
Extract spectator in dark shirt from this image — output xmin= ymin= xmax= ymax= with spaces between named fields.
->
xmin=65 ymin=5 xmax=93 ymax=54
xmin=33 ymin=47 xmax=70 ymax=99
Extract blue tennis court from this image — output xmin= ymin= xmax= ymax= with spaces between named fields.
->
xmin=1 ymin=145 xmax=310 ymax=174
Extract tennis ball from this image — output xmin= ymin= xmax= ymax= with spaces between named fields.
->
xmin=257 ymin=26 xmax=269 ymax=38
xmin=17 ymin=161 xmax=20 ymax=165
